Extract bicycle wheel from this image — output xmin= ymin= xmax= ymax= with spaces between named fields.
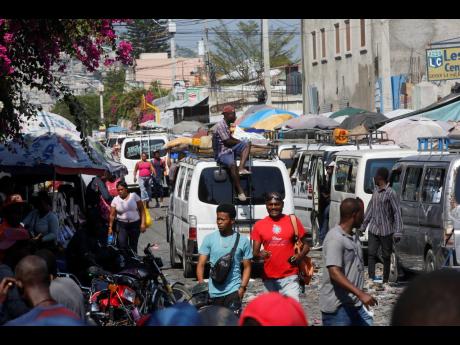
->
xmin=152 ymin=284 xmax=193 ymax=310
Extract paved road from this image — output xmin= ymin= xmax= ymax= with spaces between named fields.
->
xmin=139 ymin=202 xmax=408 ymax=326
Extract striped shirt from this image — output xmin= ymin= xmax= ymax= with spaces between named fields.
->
xmin=213 ymin=119 xmax=233 ymax=158
xmin=360 ymin=183 xmax=402 ymax=237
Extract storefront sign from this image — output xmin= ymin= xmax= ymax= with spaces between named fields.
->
xmin=427 ymin=47 xmax=460 ymax=81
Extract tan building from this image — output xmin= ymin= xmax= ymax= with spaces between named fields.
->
xmin=134 ymin=53 xmax=206 ymax=89
xmin=301 ymin=19 xmax=460 ymax=113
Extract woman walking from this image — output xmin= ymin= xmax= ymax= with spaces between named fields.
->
xmin=108 ymin=181 xmax=146 ymax=254
xmin=150 ymin=150 xmax=166 ymax=208
xmin=133 ymin=152 xmax=155 ymax=208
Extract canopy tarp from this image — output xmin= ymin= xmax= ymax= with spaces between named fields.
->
xmin=275 ymin=114 xmax=339 ymax=130
xmin=172 ymin=121 xmax=207 ymax=134
xmin=252 ymin=114 xmax=295 ymax=131
xmin=417 ymin=99 xmax=460 ymax=122
xmin=239 ymin=108 xmax=299 ymax=128
xmin=340 ymin=112 xmax=388 ymax=130
xmin=329 ymin=107 xmax=368 ymax=119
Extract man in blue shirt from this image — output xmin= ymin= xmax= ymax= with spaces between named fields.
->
xmin=197 ymin=204 xmax=252 ymax=315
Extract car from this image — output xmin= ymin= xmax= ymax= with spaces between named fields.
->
xmin=389 ymin=137 xmax=460 ymax=282
xmin=167 ymin=155 xmax=294 ymax=278
xmin=119 ymin=131 xmax=170 ymax=190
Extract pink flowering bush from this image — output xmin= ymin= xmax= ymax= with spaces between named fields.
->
xmin=0 ymin=19 xmax=134 ymax=143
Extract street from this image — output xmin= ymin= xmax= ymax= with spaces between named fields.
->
xmin=139 ymin=200 xmax=408 ymax=326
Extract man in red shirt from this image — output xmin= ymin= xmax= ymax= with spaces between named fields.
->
xmin=251 ymin=192 xmax=310 ymax=301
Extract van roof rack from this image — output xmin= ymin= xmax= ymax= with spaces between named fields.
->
xmin=417 ymin=136 xmax=460 ymax=154
xmin=180 ymin=142 xmax=278 ymax=161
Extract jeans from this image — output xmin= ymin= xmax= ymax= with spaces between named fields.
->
xmin=322 ymin=304 xmax=373 ymax=326
xmin=368 ymin=232 xmax=393 ymax=282
xmin=263 ymin=274 xmax=300 ymax=301
xmin=138 ymin=176 xmax=151 ymax=201
xmin=319 ymin=204 xmax=330 ymax=244
xmin=116 ymin=219 xmax=141 ymax=254
xmin=210 ymin=290 xmax=242 ymax=316
xmin=217 ymin=139 xmax=248 ymax=167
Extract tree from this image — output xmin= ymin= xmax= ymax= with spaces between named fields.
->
xmin=0 ymin=19 xmax=133 ymax=147
xmin=176 ymin=45 xmax=197 ymax=58
xmin=210 ymin=20 xmax=296 ymax=83
xmin=123 ymin=19 xmax=169 ymax=59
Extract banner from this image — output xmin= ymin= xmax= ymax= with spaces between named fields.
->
xmin=426 ymin=47 xmax=460 ymax=81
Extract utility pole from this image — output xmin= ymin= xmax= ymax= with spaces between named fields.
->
xmin=168 ymin=19 xmax=177 ymax=92
xmin=262 ymin=19 xmax=272 ymax=105
xmin=301 ymin=19 xmax=310 ymax=115
xmin=203 ymin=20 xmax=211 ymax=89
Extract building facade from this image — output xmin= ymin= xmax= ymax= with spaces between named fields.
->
xmin=302 ymin=19 xmax=460 ymax=113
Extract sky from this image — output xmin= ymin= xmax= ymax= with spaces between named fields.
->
xmin=173 ymin=19 xmax=302 ymax=62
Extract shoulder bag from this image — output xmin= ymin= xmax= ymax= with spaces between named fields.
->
xmin=210 ymin=232 xmax=240 ymax=284
xmin=289 ymin=214 xmax=314 ymax=286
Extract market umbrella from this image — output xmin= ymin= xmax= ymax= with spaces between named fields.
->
xmin=235 ymin=104 xmax=273 ymax=125
xmin=252 ymin=114 xmax=295 ymax=131
xmin=106 ymin=125 xmax=128 ymax=133
xmin=21 ymin=111 xmax=77 ymax=133
xmin=172 ymin=121 xmax=207 ymax=134
xmin=275 ymin=114 xmax=339 ymax=130
xmin=239 ymin=108 xmax=299 ymax=128
xmin=329 ymin=107 xmax=368 ymax=119
xmin=378 ymin=118 xmax=453 ymax=149
xmin=340 ymin=112 xmax=388 ymax=130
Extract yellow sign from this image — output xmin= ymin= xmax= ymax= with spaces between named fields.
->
xmin=427 ymin=47 xmax=460 ymax=81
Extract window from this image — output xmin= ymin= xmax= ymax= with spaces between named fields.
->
xmin=335 ymin=23 xmax=340 ymax=55
xmin=176 ymin=167 xmax=187 ymax=198
xmin=334 ymin=158 xmax=358 ymax=193
xmin=320 ymin=28 xmax=326 ymax=59
xmin=345 ymin=20 xmax=351 ymax=52
xmin=198 ymin=167 xmax=285 ymax=205
xmin=402 ymin=167 xmax=423 ymax=201
xmin=390 ymin=167 xmax=403 ymax=196
xmin=183 ymin=169 xmax=194 ymax=201
xmin=299 ymin=154 xmax=311 ymax=181
xmin=364 ymin=158 xmax=399 ymax=194
xmin=421 ymin=168 xmax=445 ymax=204
xmin=360 ymin=19 xmax=366 ymax=47
xmin=279 ymin=148 xmax=297 ymax=170
xmin=311 ymin=31 xmax=317 ymax=61
xmin=290 ymin=155 xmax=300 ymax=178
xmin=123 ymin=139 xmax=166 ymax=160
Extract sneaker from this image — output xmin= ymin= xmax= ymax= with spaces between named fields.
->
xmin=238 ymin=169 xmax=251 ymax=175
xmin=311 ymin=244 xmax=323 ymax=250
xmin=237 ymin=193 xmax=247 ymax=202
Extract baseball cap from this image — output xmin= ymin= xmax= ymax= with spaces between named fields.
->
xmin=327 ymin=161 xmax=336 ymax=168
xmin=2 ymin=194 xmax=25 ymax=208
xmin=222 ymin=105 xmax=235 ymax=114
xmin=239 ymin=292 xmax=308 ymax=326
xmin=147 ymin=302 xmax=202 ymax=326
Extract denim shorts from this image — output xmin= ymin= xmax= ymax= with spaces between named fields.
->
xmin=216 ymin=140 xmax=248 ymax=167
xmin=263 ymin=274 xmax=300 ymax=301
xmin=322 ymin=304 xmax=373 ymax=326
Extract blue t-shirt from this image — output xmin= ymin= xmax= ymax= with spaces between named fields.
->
xmin=4 ymin=304 xmax=85 ymax=326
xmin=199 ymin=231 xmax=252 ymax=298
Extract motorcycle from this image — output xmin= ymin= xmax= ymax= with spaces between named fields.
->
xmin=87 ymin=243 xmax=192 ymax=326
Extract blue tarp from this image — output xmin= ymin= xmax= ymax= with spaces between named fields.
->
xmin=420 ymin=99 xmax=460 ymax=122
xmin=239 ymin=108 xmax=299 ymax=128
xmin=107 ymin=126 xmax=128 ymax=133
xmin=391 ymin=75 xmax=406 ymax=110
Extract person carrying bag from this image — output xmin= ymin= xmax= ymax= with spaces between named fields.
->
xmin=289 ymin=214 xmax=314 ymax=289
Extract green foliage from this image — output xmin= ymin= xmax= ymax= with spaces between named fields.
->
xmin=210 ymin=20 xmax=296 ymax=83
xmin=176 ymin=45 xmax=198 ymax=58
xmin=122 ymin=19 xmax=169 ymax=59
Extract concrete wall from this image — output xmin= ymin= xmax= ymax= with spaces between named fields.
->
xmin=303 ymin=19 xmax=376 ymax=113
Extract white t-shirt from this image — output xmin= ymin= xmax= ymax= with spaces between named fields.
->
xmin=111 ymin=193 xmax=141 ymax=222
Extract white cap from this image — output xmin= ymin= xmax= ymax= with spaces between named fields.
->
xmin=327 ymin=161 xmax=336 ymax=167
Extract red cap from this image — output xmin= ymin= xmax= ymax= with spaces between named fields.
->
xmin=239 ymin=292 xmax=308 ymax=326
xmin=222 ymin=105 xmax=235 ymax=114
xmin=2 ymin=194 xmax=25 ymax=208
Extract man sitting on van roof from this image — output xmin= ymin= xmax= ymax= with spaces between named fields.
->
xmin=212 ymin=105 xmax=251 ymax=202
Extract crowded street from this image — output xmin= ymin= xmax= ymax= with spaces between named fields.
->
xmin=3 ymin=18 xmax=460 ymax=328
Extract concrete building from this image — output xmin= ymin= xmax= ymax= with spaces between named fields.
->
xmin=301 ymin=19 xmax=460 ymax=113
xmin=134 ymin=53 xmax=206 ymax=89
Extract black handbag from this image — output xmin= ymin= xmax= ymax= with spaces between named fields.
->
xmin=210 ymin=232 xmax=240 ymax=284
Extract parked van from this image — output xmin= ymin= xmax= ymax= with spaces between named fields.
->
xmin=120 ymin=132 xmax=170 ymax=189
xmin=167 ymin=156 xmax=294 ymax=278
xmin=329 ymin=149 xmax=417 ymax=255
xmin=389 ymin=141 xmax=460 ymax=281
xmin=290 ymin=142 xmax=401 ymax=245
